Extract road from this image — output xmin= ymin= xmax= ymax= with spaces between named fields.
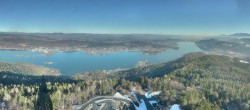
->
xmin=72 ymin=96 xmax=134 ymax=110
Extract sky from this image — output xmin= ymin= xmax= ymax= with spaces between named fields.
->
xmin=0 ymin=0 xmax=250 ymax=35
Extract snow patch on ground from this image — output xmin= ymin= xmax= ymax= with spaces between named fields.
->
xmin=170 ymin=104 xmax=181 ymax=110
xmin=239 ymin=60 xmax=249 ymax=64
xmin=114 ymin=92 xmax=131 ymax=101
xmin=150 ymin=91 xmax=161 ymax=96
xmin=145 ymin=92 xmax=151 ymax=98
xmin=134 ymin=99 xmax=147 ymax=110
xmin=149 ymin=100 xmax=157 ymax=106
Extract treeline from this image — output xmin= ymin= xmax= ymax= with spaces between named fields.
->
xmin=0 ymin=72 xmax=142 ymax=110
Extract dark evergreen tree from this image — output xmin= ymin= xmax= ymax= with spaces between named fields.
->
xmin=35 ymin=75 xmax=53 ymax=110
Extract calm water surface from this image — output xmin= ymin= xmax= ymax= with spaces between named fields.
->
xmin=0 ymin=42 xmax=201 ymax=75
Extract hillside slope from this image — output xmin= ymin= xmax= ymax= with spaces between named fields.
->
xmin=74 ymin=52 xmax=250 ymax=110
xmin=0 ymin=62 xmax=61 ymax=76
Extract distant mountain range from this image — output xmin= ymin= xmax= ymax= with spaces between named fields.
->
xmin=0 ymin=32 xmax=180 ymax=55
xmin=230 ymin=33 xmax=250 ymax=37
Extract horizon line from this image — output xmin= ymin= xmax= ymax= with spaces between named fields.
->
xmin=1 ymin=31 xmax=246 ymax=37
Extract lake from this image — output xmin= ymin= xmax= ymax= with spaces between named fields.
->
xmin=0 ymin=42 xmax=201 ymax=75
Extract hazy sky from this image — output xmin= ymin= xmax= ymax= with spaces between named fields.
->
xmin=0 ymin=0 xmax=250 ymax=35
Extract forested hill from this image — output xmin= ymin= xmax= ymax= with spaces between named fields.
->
xmin=161 ymin=53 xmax=250 ymax=109
xmin=74 ymin=52 xmax=250 ymax=109
xmin=0 ymin=62 xmax=61 ymax=76
xmin=129 ymin=52 xmax=250 ymax=110
xmin=74 ymin=52 xmax=250 ymax=81
xmin=140 ymin=52 xmax=250 ymax=109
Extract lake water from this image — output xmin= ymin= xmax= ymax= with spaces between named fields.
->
xmin=0 ymin=42 xmax=201 ymax=75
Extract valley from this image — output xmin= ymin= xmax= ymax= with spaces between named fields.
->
xmin=0 ymin=52 xmax=249 ymax=110
xmin=1 ymin=1 xmax=250 ymax=110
